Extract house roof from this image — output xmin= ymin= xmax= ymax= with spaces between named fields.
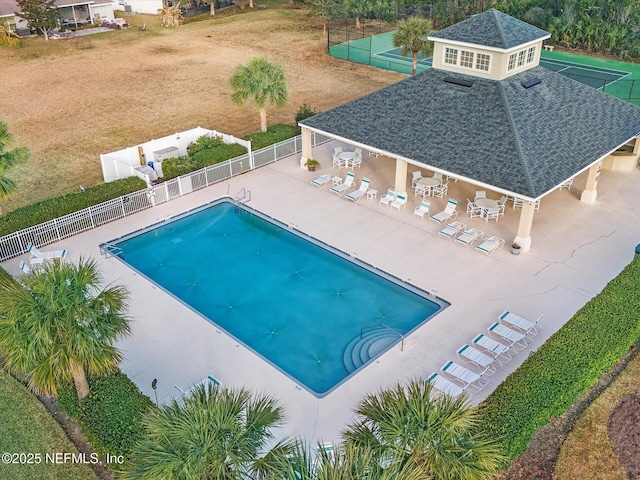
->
xmin=1 ymin=0 xmax=109 ymax=17
xmin=300 ymin=67 xmax=640 ymax=199
xmin=429 ymin=9 xmax=549 ymax=50
xmin=0 ymin=0 xmax=16 ymax=17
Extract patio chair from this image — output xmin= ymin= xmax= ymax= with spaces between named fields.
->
xmin=466 ymin=199 xmax=482 ymax=218
xmin=28 ymin=243 xmax=67 ymax=265
xmin=472 ymin=333 xmax=516 ymax=363
xmin=426 ymin=372 xmax=465 ymax=398
xmin=497 ymin=195 xmax=507 ymax=215
xmin=433 ymin=172 xmax=443 ymax=181
xmin=379 ymin=188 xmax=395 ymax=207
xmin=390 ymin=192 xmax=408 ymax=211
xmin=354 ymin=147 xmax=363 ymax=161
xmin=429 ymin=198 xmax=458 ymax=224
xmin=330 ymin=172 xmax=356 ymax=195
xmin=475 ymin=236 xmax=505 ymax=255
xmin=456 ymin=344 xmax=502 ymax=376
xmin=559 ymin=177 xmax=573 ymax=190
xmin=438 ymin=221 xmax=466 ymax=240
xmin=411 ymin=171 xmax=423 ymax=188
xmin=454 ymin=228 xmax=484 ymax=247
xmin=432 ymin=181 xmax=448 ymax=199
xmin=475 ymin=190 xmax=486 ymax=201
xmin=488 ymin=322 xmax=532 ymax=351
xmin=332 ymin=154 xmax=345 ymax=169
xmin=349 ymin=155 xmax=362 ymax=169
xmin=482 ymin=207 xmax=500 ymax=222
xmin=311 ymin=174 xmax=332 ymax=187
xmin=499 ymin=311 xmax=543 ymax=337
xmin=333 ymin=146 xmax=343 ymax=155
xmin=414 ymin=200 xmax=430 ymax=220
xmin=441 ymin=360 xmax=489 ymax=393
xmin=345 ymin=178 xmax=370 ymax=202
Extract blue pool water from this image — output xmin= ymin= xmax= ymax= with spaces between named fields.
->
xmin=110 ymin=199 xmax=447 ymax=396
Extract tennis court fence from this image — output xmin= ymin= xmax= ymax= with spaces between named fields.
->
xmin=328 ymin=25 xmax=640 ymax=106
xmin=0 ymin=132 xmax=332 ymax=262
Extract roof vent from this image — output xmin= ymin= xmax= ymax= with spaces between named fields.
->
xmin=522 ymin=78 xmax=542 ymax=89
xmin=444 ymin=77 xmax=475 ymax=88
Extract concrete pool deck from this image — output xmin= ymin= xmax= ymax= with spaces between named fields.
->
xmin=3 ymin=145 xmax=639 ymax=446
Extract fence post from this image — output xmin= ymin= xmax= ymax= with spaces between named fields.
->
xmin=53 ymin=217 xmax=62 ymax=242
xmin=88 ymin=205 xmax=95 ymax=229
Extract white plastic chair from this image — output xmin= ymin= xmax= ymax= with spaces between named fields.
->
xmin=441 ymin=360 xmax=489 ymax=393
xmin=472 ymin=333 xmax=516 ymax=363
xmin=379 ymin=188 xmax=395 ymax=207
xmin=390 ymin=192 xmax=407 ymax=211
xmin=438 ymin=221 xmax=466 ymax=240
xmin=475 ymin=236 xmax=505 ymax=255
xmin=456 ymin=344 xmax=502 ymax=376
xmin=414 ymin=200 xmax=430 ymax=220
xmin=498 ymin=311 xmax=543 ymax=337
xmin=454 ymin=228 xmax=484 ymax=247
xmin=466 ymin=199 xmax=482 ymax=218
xmin=482 ymin=207 xmax=500 ymax=222
xmin=429 ymin=199 xmax=458 ymax=224
xmin=432 ymin=182 xmax=448 ymax=199
xmin=411 ymin=171 xmax=423 ymax=187
xmin=427 ymin=372 xmax=466 ymax=398
xmin=475 ymin=190 xmax=486 ymax=200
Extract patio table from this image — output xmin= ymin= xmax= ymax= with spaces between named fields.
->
xmin=339 ymin=151 xmax=356 ymax=168
xmin=474 ymin=198 xmax=498 ymax=210
xmin=415 ymin=177 xmax=440 ymax=197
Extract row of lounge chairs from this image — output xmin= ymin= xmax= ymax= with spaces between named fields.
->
xmin=311 ymin=173 xmax=373 ymax=203
xmin=19 ymin=243 xmax=69 ymax=274
xmin=427 ymin=310 xmax=543 ymax=398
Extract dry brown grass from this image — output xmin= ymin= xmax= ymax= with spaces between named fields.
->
xmin=553 ymin=354 xmax=640 ymax=480
xmin=0 ymin=6 xmax=402 ymax=212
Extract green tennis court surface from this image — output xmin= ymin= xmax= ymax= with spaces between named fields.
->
xmin=374 ymin=47 xmax=628 ymax=89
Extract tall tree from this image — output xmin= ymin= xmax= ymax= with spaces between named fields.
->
xmin=0 ymin=258 xmax=130 ymax=401
xmin=346 ymin=0 xmax=371 ymax=30
xmin=392 ymin=16 xmax=435 ymax=75
xmin=343 ymin=379 xmax=505 ymax=480
xmin=15 ymin=0 xmax=60 ymax=41
xmin=230 ymin=57 xmax=288 ymax=133
xmin=0 ymin=121 xmax=28 ymax=215
xmin=307 ymin=0 xmax=343 ymax=36
xmin=122 ymin=384 xmax=294 ymax=480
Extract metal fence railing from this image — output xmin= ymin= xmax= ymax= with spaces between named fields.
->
xmin=0 ymin=132 xmax=331 ymax=262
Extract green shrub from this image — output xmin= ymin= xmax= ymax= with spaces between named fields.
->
xmin=0 ymin=177 xmax=147 ymax=237
xmin=478 ymin=257 xmax=640 ymax=459
xmin=295 ymin=103 xmax=319 ymax=124
xmin=58 ymin=372 xmax=155 ymax=458
xmin=243 ymin=124 xmax=300 ymax=150
xmin=162 ymin=138 xmax=248 ymax=180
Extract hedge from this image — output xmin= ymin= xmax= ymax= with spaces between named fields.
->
xmin=161 ymin=142 xmax=248 ymax=179
xmin=58 ymin=372 xmax=155 ymax=459
xmin=478 ymin=257 xmax=640 ymax=458
xmin=243 ymin=124 xmax=300 ymax=150
xmin=0 ymin=177 xmax=147 ymax=237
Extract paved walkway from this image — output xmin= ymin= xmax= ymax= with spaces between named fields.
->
xmin=3 ymin=146 xmax=639 ymax=446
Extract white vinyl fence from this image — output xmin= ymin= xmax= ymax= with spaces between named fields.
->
xmin=0 ymin=133 xmax=331 ymax=262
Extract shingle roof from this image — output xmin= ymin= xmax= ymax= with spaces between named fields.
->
xmin=429 ymin=9 xmax=549 ymax=49
xmin=301 ymin=68 xmax=640 ymax=199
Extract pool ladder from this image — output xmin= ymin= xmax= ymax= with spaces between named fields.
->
xmin=100 ymin=242 xmax=123 ymax=258
xmin=233 ymin=188 xmax=251 ymax=211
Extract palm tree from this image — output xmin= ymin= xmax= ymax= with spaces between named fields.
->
xmin=230 ymin=57 xmax=288 ymax=133
xmin=343 ymin=379 xmax=505 ymax=480
xmin=0 ymin=258 xmax=130 ymax=401
xmin=392 ymin=16 xmax=435 ymax=76
xmin=122 ymin=384 xmax=294 ymax=480
xmin=0 ymin=121 xmax=28 ymax=215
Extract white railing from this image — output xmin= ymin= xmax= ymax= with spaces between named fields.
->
xmin=0 ymin=133 xmax=331 ymax=262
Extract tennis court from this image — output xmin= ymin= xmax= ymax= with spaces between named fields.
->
xmin=374 ymin=47 xmax=629 ymax=89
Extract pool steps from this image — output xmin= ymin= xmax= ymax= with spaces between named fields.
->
xmin=343 ymin=327 xmax=402 ymax=373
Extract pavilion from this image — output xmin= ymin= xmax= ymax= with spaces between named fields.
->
xmin=299 ymin=9 xmax=640 ymax=251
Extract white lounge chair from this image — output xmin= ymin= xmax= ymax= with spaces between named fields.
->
xmin=316 ymin=442 xmax=336 ymax=460
xmin=379 ymin=188 xmax=395 ymax=207
xmin=429 ymin=198 xmax=458 ymax=224
xmin=19 ymin=261 xmax=32 ymax=275
xmin=499 ymin=311 xmax=543 ymax=337
xmin=455 ymin=228 xmax=484 ymax=247
xmin=311 ymin=174 xmax=332 ymax=187
xmin=488 ymin=322 xmax=532 ymax=351
xmin=475 ymin=236 xmax=505 ymax=255
xmin=414 ymin=200 xmax=430 ymax=220
xmin=456 ymin=344 xmax=502 ymax=376
xmin=28 ymin=243 xmax=67 ymax=265
xmin=390 ymin=192 xmax=407 ymax=211
xmin=438 ymin=221 xmax=466 ymax=240
xmin=174 ymin=375 xmax=221 ymax=397
xmin=346 ymin=178 xmax=370 ymax=202
xmin=426 ymin=372 xmax=465 ymax=398
xmin=330 ymin=172 xmax=356 ymax=195
xmin=472 ymin=334 xmax=516 ymax=363
xmin=441 ymin=360 xmax=489 ymax=393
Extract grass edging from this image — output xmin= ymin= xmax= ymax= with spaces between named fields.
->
xmin=478 ymin=256 xmax=640 ymax=461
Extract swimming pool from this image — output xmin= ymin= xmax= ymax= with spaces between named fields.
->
xmin=106 ymin=199 xmax=448 ymax=397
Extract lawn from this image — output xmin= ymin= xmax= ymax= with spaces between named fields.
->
xmin=0 ymin=4 xmax=402 ymax=214
xmin=0 ymin=370 xmax=99 ymax=480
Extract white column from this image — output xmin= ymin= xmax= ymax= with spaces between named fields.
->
xmin=300 ymin=127 xmax=312 ymax=169
xmin=394 ymin=159 xmax=408 ymax=194
xmin=514 ymin=201 xmax=536 ymax=252
xmin=580 ymin=161 xmax=602 ymax=204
